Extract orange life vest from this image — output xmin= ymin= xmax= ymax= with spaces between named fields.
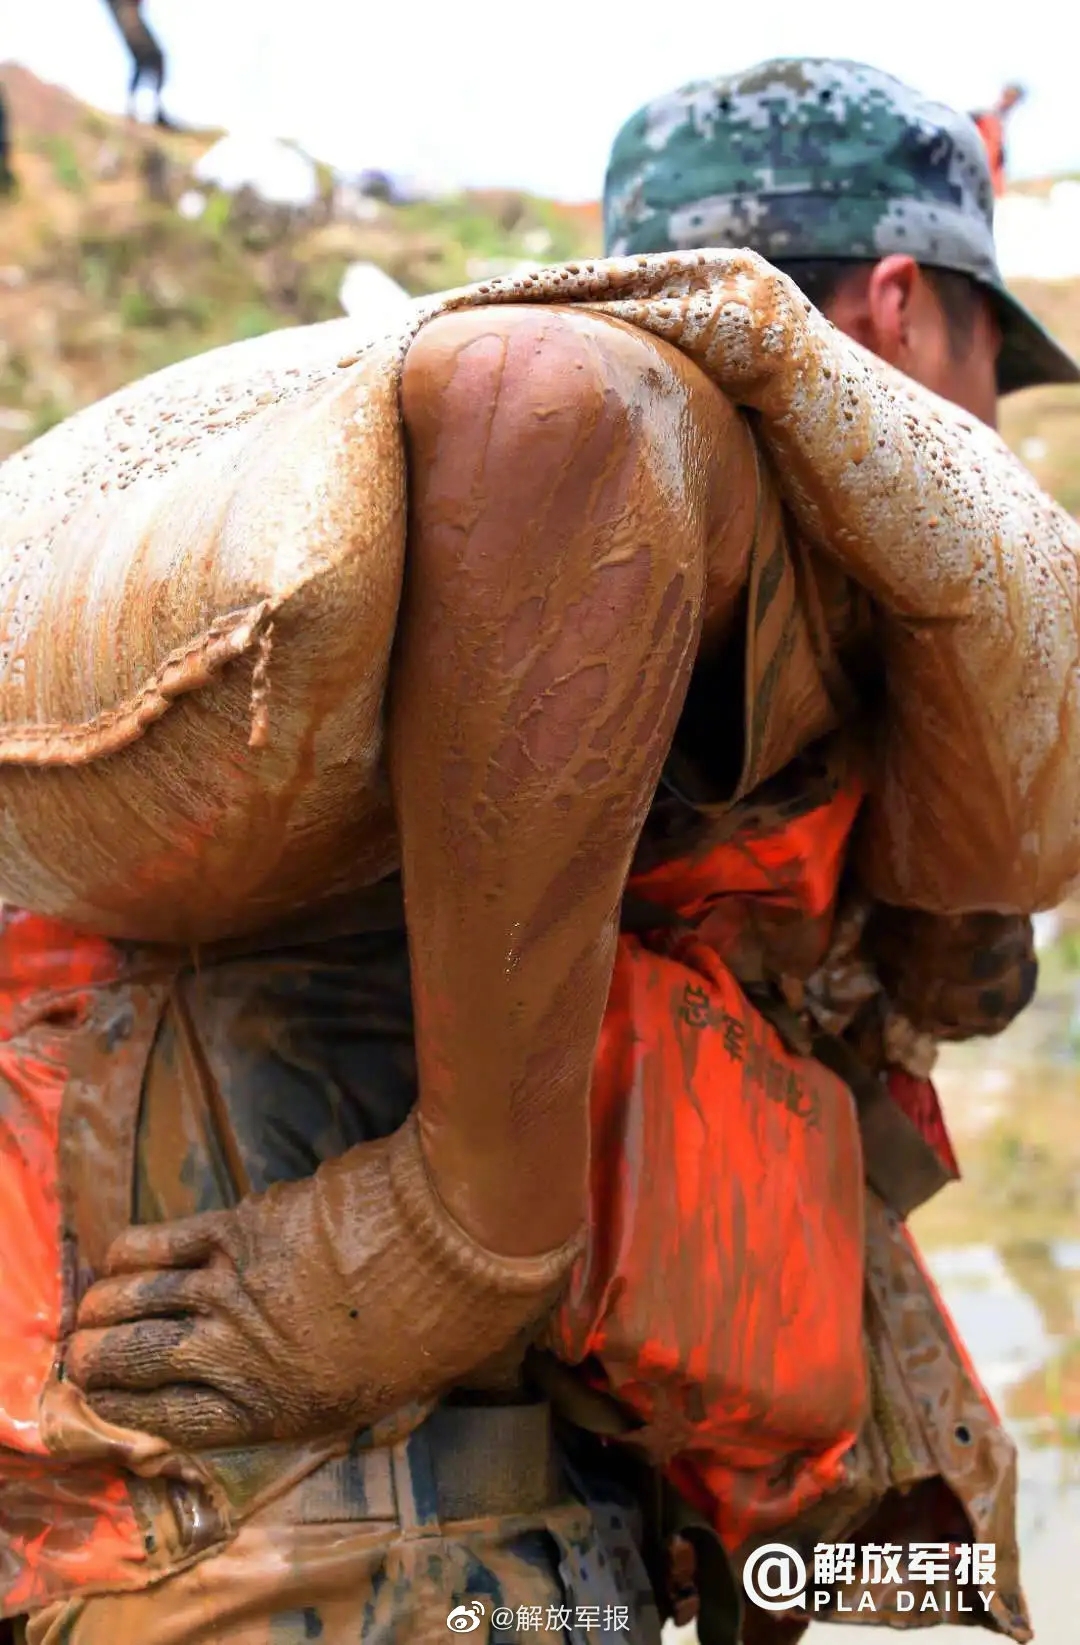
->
xmin=551 ymin=776 xmax=872 ymax=1551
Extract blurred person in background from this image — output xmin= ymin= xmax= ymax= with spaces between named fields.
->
xmin=102 ymin=0 xmax=170 ymax=126
xmin=0 ymin=86 xmax=14 ymax=194
xmin=971 ymin=83 xmax=1027 ymax=196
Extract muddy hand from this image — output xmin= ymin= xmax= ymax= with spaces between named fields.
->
xmin=68 ymin=1203 xmax=271 ymax=1447
xmin=866 ymin=907 xmax=1038 ymax=1042
xmin=65 ymin=1113 xmax=575 ymax=1450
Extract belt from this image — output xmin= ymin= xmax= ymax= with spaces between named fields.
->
xmin=259 ymin=1401 xmax=563 ymax=1527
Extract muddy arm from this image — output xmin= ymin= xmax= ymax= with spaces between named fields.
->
xmin=391 ymin=304 xmax=757 ymax=1254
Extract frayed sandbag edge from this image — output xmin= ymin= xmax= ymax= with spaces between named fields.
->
xmin=0 ymin=600 xmax=276 ymax=766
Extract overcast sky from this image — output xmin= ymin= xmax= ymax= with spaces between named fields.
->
xmin=3 ymin=0 xmax=1078 ymax=198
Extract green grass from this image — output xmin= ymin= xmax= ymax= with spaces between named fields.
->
xmin=43 ymin=135 xmax=84 ymax=194
xmin=27 ymin=395 xmax=72 ymax=440
xmin=231 ymin=303 xmax=280 ymax=342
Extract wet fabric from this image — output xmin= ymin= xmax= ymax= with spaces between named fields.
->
xmin=0 ymin=924 xmax=422 ymax=1620
xmin=628 ymin=763 xmax=865 ymax=981
xmin=0 ymin=779 xmax=1025 ymax=1631
xmin=544 ymin=774 xmax=1029 ymax=1636
xmin=25 ymin=1408 xmax=662 ymax=1645
xmin=0 ymin=908 xmax=147 ymax=1610
xmin=734 ymin=1192 xmax=1030 ymax=1640
xmin=886 ymin=1067 xmax=960 ymax=1179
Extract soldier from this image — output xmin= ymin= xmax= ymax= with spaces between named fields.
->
xmin=971 ymin=84 xmax=1027 ymax=196
xmin=2 ymin=60 xmax=1078 ymax=1645
xmin=600 ymin=54 xmax=1080 ymax=1642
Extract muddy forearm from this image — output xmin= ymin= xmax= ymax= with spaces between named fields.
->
xmin=391 ymin=307 xmax=745 ymax=1258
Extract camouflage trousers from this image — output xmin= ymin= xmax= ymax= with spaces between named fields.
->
xmin=26 ymin=1405 xmax=662 ymax=1645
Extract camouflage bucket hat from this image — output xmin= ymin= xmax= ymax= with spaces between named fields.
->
xmin=604 ymin=58 xmax=1080 ymax=396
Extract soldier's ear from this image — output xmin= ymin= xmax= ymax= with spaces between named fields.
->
xmin=818 ymin=257 xmax=915 ymax=369
xmin=864 ymin=255 xmax=921 ymax=365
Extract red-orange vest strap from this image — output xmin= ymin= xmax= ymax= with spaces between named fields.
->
xmin=0 ymin=910 xmax=148 ymax=1616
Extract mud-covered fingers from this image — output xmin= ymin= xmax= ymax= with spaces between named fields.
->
xmin=923 ymin=919 xmax=1033 ymax=989
xmin=103 ymin=1210 xmax=233 ymax=1275
xmin=917 ymin=966 xmax=1038 ymax=1038
xmin=84 ymin=1385 xmax=260 ymax=1449
xmin=76 ymin=1266 xmax=223 ymax=1329
xmin=66 ymin=1314 xmax=234 ymax=1392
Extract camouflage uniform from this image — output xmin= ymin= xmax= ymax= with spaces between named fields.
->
xmin=604 ymin=57 xmax=1079 ymax=394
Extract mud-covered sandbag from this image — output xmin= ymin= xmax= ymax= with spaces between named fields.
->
xmin=0 ymin=313 xmax=414 ymax=942
xmin=1 ymin=250 xmax=1078 ymax=941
